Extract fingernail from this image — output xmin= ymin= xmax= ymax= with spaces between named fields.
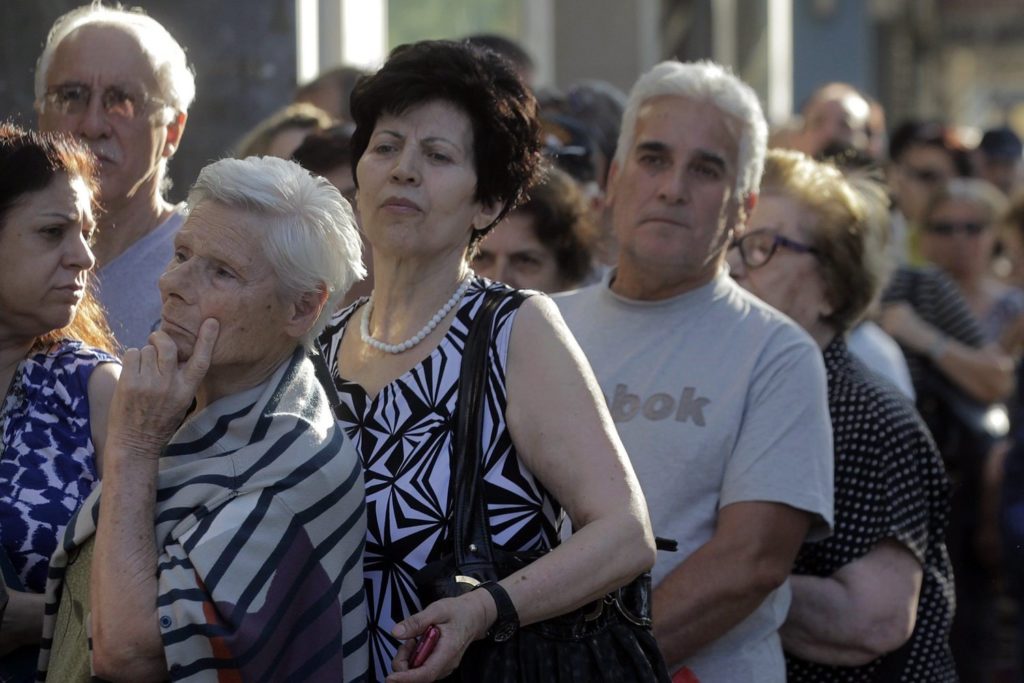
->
xmin=393 ymin=623 xmax=407 ymax=638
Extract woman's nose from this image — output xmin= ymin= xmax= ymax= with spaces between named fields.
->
xmin=67 ymin=231 xmax=96 ymax=271
xmin=390 ymin=147 xmax=420 ymax=184
xmin=158 ymin=257 xmax=192 ymax=302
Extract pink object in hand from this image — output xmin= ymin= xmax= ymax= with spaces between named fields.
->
xmin=410 ymin=625 xmax=441 ymax=668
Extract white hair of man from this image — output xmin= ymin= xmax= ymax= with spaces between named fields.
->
xmin=35 ymin=1 xmax=196 ymax=125
xmin=186 ymin=156 xmax=366 ymax=349
xmin=615 ymin=59 xmax=768 ymax=200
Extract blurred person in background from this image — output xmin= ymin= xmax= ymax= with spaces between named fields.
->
xmin=473 ymin=164 xmax=595 ymax=293
xmin=882 ymin=178 xmax=1016 ymax=680
xmin=463 ymin=33 xmax=536 ymax=88
xmin=291 ymin=122 xmax=356 ymax=201
xmin=234 ymin=102 xmax=334 ymax=159
xmin=791 ymin=82 xmax=872 ymax=160
xmin=920 ymin=178 xmax=1020 ymax=348
xmin=0 ymin=124 xmax=119 ymax=681
xmin=729 ymin=147 xmax=956 ymax=682
xmin=294 ymin=64 xmax=368 ymax=123
xmin=1000 ymin=188 xmax=1024 ymax=683
xmin=541 ymin=81 xmax=628 ymax=270
xmin=974 ymin=126 xmax=1023 ymax=198
xmin=291 ymin=123 xmax=373 ymax=306
xmin=918 ymin=177 xmax=1024 ymax=683
xmin=887 ymin=120 xmax=972 ymax=265
xmin=34 ymin=2 xmax=194 ymax=350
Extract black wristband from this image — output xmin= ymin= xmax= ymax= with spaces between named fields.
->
xmin=476 ymin=581 xmax=519 ymax=642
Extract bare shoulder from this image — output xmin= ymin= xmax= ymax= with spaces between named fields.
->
xmin=87 ymin=361 xmax=121 ymax=405
xmin=508 ymin=293 xmax=579 ymax=351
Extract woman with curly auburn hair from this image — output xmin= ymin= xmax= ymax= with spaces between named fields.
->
xmin=0 ymin=122 xmax=119 ymax=679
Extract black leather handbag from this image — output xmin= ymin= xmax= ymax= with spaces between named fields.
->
xmin=414 ymin=289 xmax=671 ymax=683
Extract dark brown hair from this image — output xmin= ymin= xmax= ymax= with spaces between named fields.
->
xmin=513 ymin=165 xmax=594 ymax=287
xmin=349 ymin=39 xmax=542 ymax=248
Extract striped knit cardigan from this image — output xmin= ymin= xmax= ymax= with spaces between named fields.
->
xmin=37 ymin=349 xmax=369 ymax=682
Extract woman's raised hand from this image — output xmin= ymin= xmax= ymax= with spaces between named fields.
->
xmin=106 ymin=319 xmax=220 ymax=456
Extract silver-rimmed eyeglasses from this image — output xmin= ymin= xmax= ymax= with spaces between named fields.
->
xmin=42 ymin=83 xmax=167 ymax=121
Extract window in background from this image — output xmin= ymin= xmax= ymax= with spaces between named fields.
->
xmin=388 ymin=0 xmax=522 ymax=46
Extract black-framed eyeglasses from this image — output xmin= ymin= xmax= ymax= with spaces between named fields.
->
xmin=42 ymin=83 xmax=167 ymax=121
xmin=925 ymin=220 xmax=988 ymax=236
xmin=730 ymin=228 xmax=819 ymax=269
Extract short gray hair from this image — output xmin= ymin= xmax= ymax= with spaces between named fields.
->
xmin=186 ymin=156 xmax=366 ymax=349
xmin=616 ymin=60 xmax=767 ymax=199
xmin=35 ymin=2 xmax=196 ymax=124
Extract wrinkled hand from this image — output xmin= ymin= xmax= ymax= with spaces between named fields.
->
xmin=386 ymin=592 xmax=493 ymax=683
xmin=878 ymin=302 xmax=933 ymax=352
xmin=107 ymin=319 xmax=219 ymax=456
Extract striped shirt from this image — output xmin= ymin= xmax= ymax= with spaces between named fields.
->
xmin=38 ymin=349 xmax=369 ymax=682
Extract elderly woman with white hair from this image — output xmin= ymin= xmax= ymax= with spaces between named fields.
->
xmin=37 ymin=156 xmax=369 ymax=682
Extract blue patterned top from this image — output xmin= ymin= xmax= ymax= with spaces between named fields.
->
xmin=0 ymin=340 xmax=118 ymax=592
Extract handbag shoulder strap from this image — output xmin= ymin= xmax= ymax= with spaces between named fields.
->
xmin=451 ymin=287 xmax=525 ymax=570
xmin=309 ymin=348 xmax=343 ymax=419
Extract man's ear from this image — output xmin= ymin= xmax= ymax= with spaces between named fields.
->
xmin=729 ymin=192 xmax=757 ymax=242
xmin=162 ymin=111 xmax=188 ymax=159
xmin=742 ymin=192 xmax=758 ymax=219
xmin=285 ymin=285 xmax=330 ymax=339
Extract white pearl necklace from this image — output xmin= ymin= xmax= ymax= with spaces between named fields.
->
xmin=360 ymin=275 xmax=474 ymax=354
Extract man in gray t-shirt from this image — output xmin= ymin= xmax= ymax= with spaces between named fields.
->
xmin=556 ymin=60 xmax=834 ymax=683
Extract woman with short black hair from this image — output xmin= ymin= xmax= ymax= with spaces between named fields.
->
xmin=319 ymin=40 xmax=657 ymax=681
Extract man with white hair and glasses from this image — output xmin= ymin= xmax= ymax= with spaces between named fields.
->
xmin=35 ymin=2 xmax=194 ymax=348
xmin=557 ymin=60 xmax=834 ymax=682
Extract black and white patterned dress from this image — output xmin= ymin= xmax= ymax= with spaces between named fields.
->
xmin=786 ymin=338 xmax=956 ymax=682
xmin=318 ymin=278 xmax=561 ymax=682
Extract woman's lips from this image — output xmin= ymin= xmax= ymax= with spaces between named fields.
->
xmin=380 ymin=196 xmax=422 ymax=212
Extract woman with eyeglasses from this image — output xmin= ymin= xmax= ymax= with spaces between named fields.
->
xmin=727 ymin=148 xmax=956 ymax=681
xmin=0 ymin=123 xmax=120 ymax=681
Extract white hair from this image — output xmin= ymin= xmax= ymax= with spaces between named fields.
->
xmin=186 ymin=156 xmax=366 ymax=349
xmin=615 ymin=60 xmax=768 ymax=199
xmin=35 ymin=1 xmax=196 ymax=124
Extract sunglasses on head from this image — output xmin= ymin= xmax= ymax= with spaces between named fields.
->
xmin=925 ymin=221 xmax=988 ymax=236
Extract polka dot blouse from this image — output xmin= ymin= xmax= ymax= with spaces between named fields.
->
xmin=785 ymin=338 xmax=957 ymax=682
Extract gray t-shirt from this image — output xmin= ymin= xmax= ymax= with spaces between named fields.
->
xmin=557 ymin=269 xmax=834 ymax=683
xmin=95 ymin=210 xmax=184 ymax=349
